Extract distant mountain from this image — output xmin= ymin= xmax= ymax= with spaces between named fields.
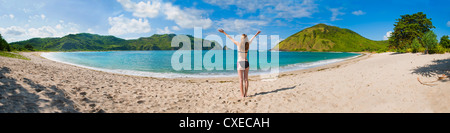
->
xmin=125 ymin=34 xmax=224 ymax=50
xmin=275 ymin=24 xmax=388 ymax=52
xmin=11 ymin=33 xmax=225 ymax=51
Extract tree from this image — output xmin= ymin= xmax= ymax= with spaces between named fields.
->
xmin=411 ymin=38 xmax=421 ymax=53
xmin=422 ymin=31 xmax=437 ymax=54
xmin=389 ymin=12 xmax=435 ymax=49
xmin=0 ymin=35 xmax=5 ymax=51
xmin=440 ymin=35 xmax=450 ymax=48
xmin=24 ymin=44 xmax=34 ymax=51
xmin=0 ymin=34 xmax=11 ymax=51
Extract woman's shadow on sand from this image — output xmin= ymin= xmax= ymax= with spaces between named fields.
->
xmin=249 ymin=84 xmax=298 ymax=97
xmin=0 ymin=67 xmax=79 ymax=113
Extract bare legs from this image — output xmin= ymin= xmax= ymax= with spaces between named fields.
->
xmin=238 ymin=68 xmax=250 ymax=98
xmin=244 ymin=68 xmax=249 ymax=97
xmin=238 ymin=70 xmax=245 ymax=98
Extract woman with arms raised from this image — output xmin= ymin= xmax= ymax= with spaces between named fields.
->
xmin=218 ymin=29 xmax=261 ymax=98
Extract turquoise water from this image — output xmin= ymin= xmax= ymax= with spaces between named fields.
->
xmin=41 ymin=50 xmax=360 ymax=78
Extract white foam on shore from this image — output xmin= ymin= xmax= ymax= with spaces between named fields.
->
xmin=41 ymin=52 xmax=361 ymax=78
xmin=278 ymin=54 xmax=361 ymax=73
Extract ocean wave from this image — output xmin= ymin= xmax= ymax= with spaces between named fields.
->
xmin=278 ymin=54 xmax=361 ymax=72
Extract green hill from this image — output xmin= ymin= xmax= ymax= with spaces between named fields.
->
xmin=126 ymin=34 xmax=223 ymax=50
xmin=275 ymin=24 xmax=388 ymax=52
xmin=11 ymin=33 xmax=224 ymax=51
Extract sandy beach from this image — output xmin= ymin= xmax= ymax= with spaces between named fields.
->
xmin=0 ymin=52 xmax=449 ymax=113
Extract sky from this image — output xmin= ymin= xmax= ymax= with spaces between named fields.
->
xmin=0 ymin=0 xmax=449 ymax=49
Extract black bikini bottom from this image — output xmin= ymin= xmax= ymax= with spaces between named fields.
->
xmin=238 ymin=61 xmax=249 ymax=69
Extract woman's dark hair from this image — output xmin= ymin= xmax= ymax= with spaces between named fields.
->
xmin=245 ymin=42 xmax=249 ymax=52
xmin=242 ymin=34 xmax=249 ymax=52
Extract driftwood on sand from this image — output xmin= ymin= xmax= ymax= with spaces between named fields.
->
xmin=417 ymin=74 xmax=447 ymax=86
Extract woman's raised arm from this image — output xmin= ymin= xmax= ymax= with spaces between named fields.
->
xmin=218 ymin=29 xmax=239 ymax=46
xmin=249 ymin=31 xmax=261 ymax=44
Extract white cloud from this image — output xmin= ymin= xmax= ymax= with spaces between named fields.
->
xmin=383 ymin=31 xmax=392 ymax=40
xmin=447 ymin=21 xmax=450 ymax=27
xmin=108 ymin=15 xmax=151 ymax=35
xmin=352 ymin=10 xmax=365 ymax=16
xmin=116 ymin=0 xmax=212 ymax=29
xmin=203 ymin=0 xmax=317 ymax=19
xmin=65 ymin=22 xmax=81 ymax=34
xmin=53 ymin=23 xmax=80 ymax=35
xmin=156 ymin=26 xmax=172 ymax=34
xmin=0 ymin=21 xmax=80 ymax=42
xmin=1 ymin=14 xmax=14 ymax=19
xmin=55 ymin=24 xmax=63 ymax=30
xmin=27 ymin=23 xmax=80 ymax=38
xmin=273 ymin=0 xmax=316 ymax=19
xmin=172 ymin=26 xmax=180 ymax=31
xmin=117 ymin=0 xmax=161 ymax=18
xmin=162 ymin=3 xmax=212 ymax=29
xmin=28 ymin=26 xmax=61 ymax=38
xmin=216 ymin=19 xmax=268 ymax=34
xmin=0 ymin=26 xmax=26 ymax=36
xmin=203 ymin=0 xmax=246 ymax=9
xmin=329 ymin=8 xmax=345 ymax=21
xmin=273 ymin=19 xmax=287 ymax=26
xmin=22 ymin=8 xmax=32 ymax=13
xmin=28 ymin=14 xmax=46 ymax=20
xmin=87 ymin=28 xmax=94 ymax=33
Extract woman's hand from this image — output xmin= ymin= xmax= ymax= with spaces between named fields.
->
xmin=218 ymin=29 xmax=225 ymax=33
xmin=249 ymin=31 xmax=261 ymax=44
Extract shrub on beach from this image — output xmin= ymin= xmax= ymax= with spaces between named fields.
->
xmin=411 ymin=38 xmax=422 ymax=53
xmin=376 ymin=48 xmax=388 ymax=53
xmin=440 ymin=35 xmax=450 ymax=48
xmin=406 ymin=48 xmax=413 ymax=53
xmin=430 ymin=45 xmax=446 ymax=54
xmin=422 ymin=31 xmax=438 ymax=54
xmin=396 ymin=48 xmax=406 ymax=53
xmin=417 ymin=47 xmax=426 ymax=53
